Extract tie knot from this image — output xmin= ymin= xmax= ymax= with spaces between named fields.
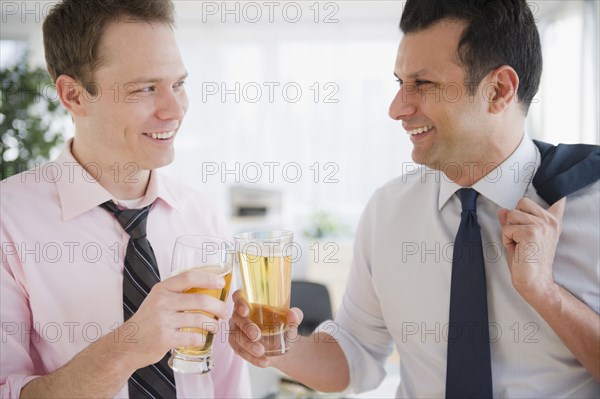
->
xmin=100 ymin=201 xmax=152 ymax=240
xmin=457 ymin=188 xmax=478 ymax=212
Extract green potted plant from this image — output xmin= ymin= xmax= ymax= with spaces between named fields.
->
xmin=1 ymin=56 xmax=66 ymax=180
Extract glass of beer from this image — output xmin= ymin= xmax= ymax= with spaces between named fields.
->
xmin=234 ymin=230 xmax=294 ymax=356
xmin=168 ymin=235 xmax=233 ymax=374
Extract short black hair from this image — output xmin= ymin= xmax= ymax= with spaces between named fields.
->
xmin=400 ymin=0 xmax=542 ymax=113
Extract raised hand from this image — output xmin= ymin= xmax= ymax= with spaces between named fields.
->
xmin=498 ymin=197 xmax=566 ymax=299
xmin=228 ymin=289 xmax=303 ymax=368
xmin=117 ymin=269 xmax=228 ymax=369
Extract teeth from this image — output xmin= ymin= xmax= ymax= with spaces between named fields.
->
xmin=407 ymin=125 xmax=433 ymax=135
xmin=148 ymin=131 xmax=175 ymax=140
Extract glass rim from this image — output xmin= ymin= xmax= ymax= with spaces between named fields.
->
xmin=233 ymin=230 xmax=293 ymax=240
xmin=174 ymin=235 xmax=234 ymax=250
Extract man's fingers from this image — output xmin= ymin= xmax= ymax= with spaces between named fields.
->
xmin=228 ymin=327 xmax=270 ymax=368
xmin=232 ymin=289 xmax=244 ymax=302
xmin=174 ymin=330 xmax=209 ymax=349
xmin=227 ymin=321 xmax=269 ymax=366
xmin=502 ymin=208 xmax=533 ymax=226
xmin=288 ymin=307 xmax=304 ymax=325
xmin=234 ymin=344 xmax=269 ymax=368
xmin=170 ymin=292 xmax=227 ymax=318
xmin=498 ymin=208 xmax=509 ymax=226
xmin=230 ymin=312 xmax=262 ymax=342
xmin=232 ymin=290 xmax=250 ymax=317
xmin=514 ymin=197 xmax=545 ymax=216
xmin=515 ymin=196 xmax=566 ymax=221
xmin=504 ymin=197 xmax=566 ymax=229
xmin=500 ymin=223 xmax=516 ymax=245
xmin=548 ymin=197 xmax=567 ymax=222
xmin=161 ymin=269 xmax=226 ymax=292
xmin=174 ymin=311 xmax=223 ymax=332
xmin=149 ymin=290 xmax=227 ymax=319
xmin=501 ymin=224 xmax=534 ymax=250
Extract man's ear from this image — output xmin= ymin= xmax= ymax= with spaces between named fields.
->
xmin=55 ymin=75 xmax=89 ymax=117
xmin=486 ymin=65 xmax=519 ymax=114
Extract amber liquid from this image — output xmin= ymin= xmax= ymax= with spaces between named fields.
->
xmin=238 ymin=253 xmax=292 ymax=335
xmin=176 ymin=265 xmax=232 ymax=356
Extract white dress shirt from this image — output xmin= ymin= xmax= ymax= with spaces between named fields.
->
xmin=327 ymin=136 xmax=600 ymax=397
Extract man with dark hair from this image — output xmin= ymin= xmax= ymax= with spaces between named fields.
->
xmin=1 ymin=0 xmax=250 ymax=397
xmin=229 ymin=0 xmax=599 ymax=396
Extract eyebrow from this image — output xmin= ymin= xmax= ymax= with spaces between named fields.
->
xmin=394 ymin=69 xmax=431 ymax=80
xmin=129 ymin=72 xmax=189 ymax=84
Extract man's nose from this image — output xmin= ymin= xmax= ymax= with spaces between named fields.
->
xmin=156 ymin=90 xmax=187 ymax=121
xmin=388 ymin=85 xmax=418 ymax=121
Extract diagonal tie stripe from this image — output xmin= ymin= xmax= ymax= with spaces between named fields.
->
xmin=123 ymin=207 xmax=149 ymax=231
xmin=445 ymin=189 xmax=493 ymax=398
xmin=100 ymin=200 xmax=176 ymax=398
xmin=123 ymin=297 xmax=136 ymax=320
xmin=132 ymin=242 xmax=161 ymax=281
xmin=124 ymin=266 xmax=152 ymax=297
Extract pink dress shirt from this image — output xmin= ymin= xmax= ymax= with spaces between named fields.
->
xmin=1 ymin=140 xmax=251 ymax=398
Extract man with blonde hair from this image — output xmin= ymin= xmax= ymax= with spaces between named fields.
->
xmin=1 ymin=1 xmax=250 ymax=397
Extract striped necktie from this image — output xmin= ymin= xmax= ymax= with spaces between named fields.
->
xmin=100 ymin=200 xmax=176 ymax=398
xmin=445 ymin=189 xmax=493 ymax=398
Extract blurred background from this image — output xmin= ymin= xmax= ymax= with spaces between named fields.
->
xmin=1 ymin=1 xmax=598 ymax=397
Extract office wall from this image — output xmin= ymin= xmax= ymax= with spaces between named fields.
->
xmin=1 ymin=0 xmax=598 ymax=230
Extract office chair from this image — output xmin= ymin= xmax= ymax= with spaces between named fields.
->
xmin=290 ymin=280 xmax=333 ymax=336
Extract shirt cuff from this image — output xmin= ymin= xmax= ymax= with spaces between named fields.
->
xmin=315 ymin=320 xmax=387 ymax=394
xmin=1 ymin=374 xmax=40 ymax=399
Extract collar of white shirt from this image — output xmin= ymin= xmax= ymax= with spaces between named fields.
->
xmin=438 ymin=133 xmax=541 ymax=211
xmin=55 ymin=138 xmax=179 ymax=221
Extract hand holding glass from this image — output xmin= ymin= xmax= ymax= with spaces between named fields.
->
xmin=168 ymin=235 xmax=233 ymax=374
xmin=234 ymin=230 xmax=293 ymax=356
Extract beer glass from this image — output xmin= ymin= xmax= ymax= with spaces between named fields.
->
xmin=168 ymin=235 xmax=233 ymax=374
xmin=234 ymin=230 xmax=294 ymax=356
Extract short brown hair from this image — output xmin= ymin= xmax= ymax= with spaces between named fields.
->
xmin=43 ymin=0 xmax=175 ymax=93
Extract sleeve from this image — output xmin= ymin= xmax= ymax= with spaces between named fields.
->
xmin=321 ymin=192 xmax=395 ymax=394
xmin=553 ymin=179 xmax=600 ymax=314
xmin=1 ymin=226 xmax=40 ymax=398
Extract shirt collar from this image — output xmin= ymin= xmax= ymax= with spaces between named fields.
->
xmin=56 ymin=138 xmax=179 ymax=221
xmin=438 ymin=133 xmax=541 ymax=210
xmin=144 ymin=168 xmax=178 ymax=211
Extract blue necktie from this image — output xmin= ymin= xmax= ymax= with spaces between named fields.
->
xmin=101 ymin=201 xmax=176 ymax=398
xmin=445 ymin=189 xmax=493 ymax=398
